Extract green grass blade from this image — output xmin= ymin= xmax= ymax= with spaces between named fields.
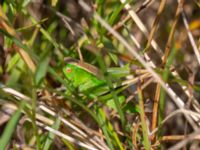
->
xmin=159 ymin=47 xmax=178 ymax=125
xmin=35 ymin=52 xmax=50 ymax=85
xmin=43 ymin=117 xmax=61 ymax=150
xmin=0 ymin=102 xmax=25 ymax=150
xmin=97 ymin=109 xmax=115 ymax=150
xmin=96 ymin=55 xmax=126 ymax=128
xmin=138 ymin=86 xmax=151 ymax=150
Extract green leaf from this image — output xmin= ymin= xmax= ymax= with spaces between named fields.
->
xmin=122 ymin=103 xmax=140 ymax=114
xmin=43 ymin=117 xmax=61 ymax=150
xmin=35 ymin=53 xmax=50 ymax=85
xmin=106 ymin=96 xmax=125 ymax=110
xmin=0 ymin=102 xmax=25 ymax=150
xmin=6 ymin=59 xmax=24 ymax=86
xmin=6 ymin=53 xmax=20 ymax=72
xmin=107 ymin=64 xmax=130 ymax=78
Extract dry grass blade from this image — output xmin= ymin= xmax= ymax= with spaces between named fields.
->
xmin=36 ymin=121 xmax=101 ymax=150
xmin=1 ymin=1 xmax=199 ymax=149
xmin=1 ymin=86 xmax=108 ymax=150
xmin=79 ymin=0 xmax=200 ymax=129
xmin=181 ymin=11 xmax=200 ymax=65
xmin=136 ymin=0 xmax=154 ymax=13
xmin=150 ymin=109 xmax=200 ymax=136
xmin=146 ymin=0 xmax=167 ymax=50
xmin=161 ymin=135 xmax=200 ymax=141
xmin=152 ymin=84 xmax=161 ymax=140
xmin=39 ymin=105 xmax=109 ymax=150
xmin=152 ymin=0 xmax=187 ymax=139
xmin=0 ymin=103 xmax=17 ymax=125
xmin=1 ymin=87 xmax=31 ymax=102
xmin=137 ymin=82 xmax=151 ymax=149
xmin=0 ymin=6 xmax=36 ymax=72
xmin=118 ymin=0 xmax=200 ymax=130
xmin=120 ymin=0 xmax=163 ymax=55
xmin=91 ymin=12 xmax=174 ymax=100
xmin=90 ymin=9 xmax=200 ymax=129
xmin=168 ymin=129 xmax=200 ymax=150
xmin=162 ymin=0 xmax=184 ymax=65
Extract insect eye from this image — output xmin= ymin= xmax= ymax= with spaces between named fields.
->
xmin=66 ymin=67 xmax=72 ymax=73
